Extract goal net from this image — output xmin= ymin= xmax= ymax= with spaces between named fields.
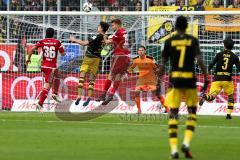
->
xmin=0 ymin=11 xmax=240 ymax=114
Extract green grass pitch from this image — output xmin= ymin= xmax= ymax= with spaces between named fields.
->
xmin=0 ymin=112 xmax=240 ymax=160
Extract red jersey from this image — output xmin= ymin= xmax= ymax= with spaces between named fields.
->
xmin=112 ymin=28 xmax=130 ymax=55
xmin=35 ymin=38 xmax=64 ymax=68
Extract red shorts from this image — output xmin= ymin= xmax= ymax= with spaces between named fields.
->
xmin=111 ymin=55 xmax=130 ymax=75
xmin=41 ymin=67 xmax=58 ymax=83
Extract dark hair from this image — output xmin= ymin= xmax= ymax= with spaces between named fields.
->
xmin=100 ymin=22 xmax=109 ymax=33
xmin=46 ymin=27 xmax=54 ymax=38
xmin=111 ymin=19 xmax=122 ymax=25
xmin=223 ymin=37 xmax=234 ymax=50
xmin=138 ymin=45 xmax=146 ymax=50
xmin=175 ymin=16 xmax=188 ymax=31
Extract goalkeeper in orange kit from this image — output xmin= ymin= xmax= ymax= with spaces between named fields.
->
xmin=128 ymin=46 xmax=169 ymax=114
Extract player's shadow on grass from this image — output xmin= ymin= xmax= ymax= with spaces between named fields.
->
xmin=54 ymin=100 xmax=133 ymax=121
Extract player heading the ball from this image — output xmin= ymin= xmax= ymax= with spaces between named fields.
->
xmin=26 ymin=28 xmax=65 ymax=111
xmin=96 ymin=18 xmax=130 ymax=105
xmin=70 ymin=22 xmax=109 ymax=106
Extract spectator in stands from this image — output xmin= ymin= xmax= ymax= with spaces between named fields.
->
xmin=103 ymin=6 xmax=111 ymax=11
xmin=111 ymin=0 xmax=121 ymax=11
xmin=122 ymin=5 xmax=129 ymax=11
xmin=194 ymin=0 xmax=205 ymax=10
xmin=151 ymin=0 xmax=168 ymax=6
xmin=175 ymin=0 xmax=185 ymax=6
xmin=107 ymin=0 xmax=117 ymax=5
xmin=166 ymin=0 xmax=176 ymax=5
xmin=179 ymin=0 xmax=185 ymax=6
xmin=11 ymin=0 xmax=22 ymax=11
xmin=46 ymin=0 xmax=57 ymax=11
xmin=102 ymin=6 xmax=113 ymax=22
xmin=151 ymin=0 xmax=160 ymax=6
xmin=0 ymin=0 xmax=7 ymax=10
xmin=159 ymin=0 xmax=168 ymax=6
xmin=64 ymin=5 xmax=71 ymax=11
xmin=23 ymin=5 xmax=31 ymax=11
xmin=228 ymin=0 xmax=240 ymax=8
xmin=93 ymin=0 xmax=101 ymax=10
xmin=212 ymin=0 xmax=223 ymax=7
xmin=135 ymin=1 xmax=142 ymax=11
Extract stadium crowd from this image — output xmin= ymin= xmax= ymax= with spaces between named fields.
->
xmin=0 ymin=0 xmax=239 ymax=11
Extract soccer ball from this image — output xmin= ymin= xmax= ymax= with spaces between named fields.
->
xmin=83 ymin=2 xmax=92 ymax=12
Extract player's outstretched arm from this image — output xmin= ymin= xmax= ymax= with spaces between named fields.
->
xmin=59 ymin=42 xmax=66 ymax=56
xmin=26 ymin=45 xmax=37 ymax=65
xmin=70 ymin=35 xmax=89 ymax=46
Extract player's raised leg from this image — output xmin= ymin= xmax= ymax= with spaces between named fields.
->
xmin=75 ymin=72 xmax=86 ymax=105
xmin=37 ymin=68 xmax=55 ymax=110
xmin=102 ymin=55 xmax=129 ymax=105
xmin=51 ymin=69 xmax=62 ymax=103
xmin=38 ymin=83 xmax=50 ymax=110
xmin=102 ymin=73 xmax=122 ymax=105
xmin=96 ymin=76 xmax=112 ymax=101
xmin=83 ymin=77 xmax=95 ymax=106
xmin=99 ymin=19 xmax=130 ymax=105
xmin=83 ymin=64 xmax=99 ymax=106
xmin=199 ymin=81 xmax=221 ymax=106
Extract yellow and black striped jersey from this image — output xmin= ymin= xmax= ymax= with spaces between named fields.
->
xmin=162 ymin=33 xmax=200 ymax=88
xmin=208 ymin=50 xmax=240 ymax=81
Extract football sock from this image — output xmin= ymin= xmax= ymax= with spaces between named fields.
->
xmin=52 ymin=78 xmax=60 ymax=95
xmin=78 ymin=76 xmax=85 ymax=97
xmin=109 ymin=81 xmax=121 ymax=95
xmin=135 ymin=96 xmax=141 ymax=110
xmin=227 ymin=96 xmax=234 ymax=115
xmin=38 ymin=88 xmax=50 ymax=106
xmin=88 ymin=80 xmax=95 ymax=97
xmin=205 ymin=94 xmax=215 ymax=101
xmin=168 ymin=108 xmax=179 ymax=154
xmin=183 ymin=107 xmax=197 ymax=148
xmin=103 ymin=79 xmax=112 ymax=92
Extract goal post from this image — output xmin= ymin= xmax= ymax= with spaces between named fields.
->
xmin=0 ymin=11 xmax=240 ymax=115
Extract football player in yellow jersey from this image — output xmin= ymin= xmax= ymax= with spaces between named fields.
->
xmin=128 ymin=46 xmax=168 ymax=114
xmin=158 ymin=16 xmax=208 ymax=159
xmin=199 ymin=37 xmax=240 ymax=119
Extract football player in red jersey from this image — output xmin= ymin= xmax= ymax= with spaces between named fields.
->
xmin=96 ymin=19 xmax=130 ymax=105
xmin=26 ymin=28 xmax=65 ymax=110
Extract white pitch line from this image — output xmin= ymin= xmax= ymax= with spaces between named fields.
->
xmin=1 ymin=119 xmax=240 ymax=129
